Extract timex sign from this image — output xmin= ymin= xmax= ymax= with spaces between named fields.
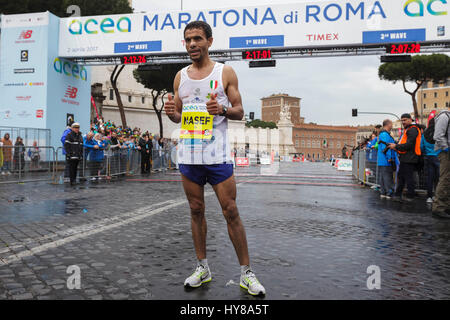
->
xmin=21 ymin=50 xmax=29 ymax=62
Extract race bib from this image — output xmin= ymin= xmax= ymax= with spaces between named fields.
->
xmin=180 ymin=104 xmax=213 ymax=140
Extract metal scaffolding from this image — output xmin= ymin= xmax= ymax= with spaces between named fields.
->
xmin=69 ymin=41 xmax=450 ymax=66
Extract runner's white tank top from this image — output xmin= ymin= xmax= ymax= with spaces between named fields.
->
xmin=177 ymin=62 xmax=232 ymax=165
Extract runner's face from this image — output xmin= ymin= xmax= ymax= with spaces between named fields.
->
xmin=184 ymin=28 xmax=212 ymax=62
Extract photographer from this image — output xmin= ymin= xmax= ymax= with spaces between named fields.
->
xmin=388 ymin=114 xmax=421 ymax=202
xmin=377 ymin=120 xmax=396 ymax=199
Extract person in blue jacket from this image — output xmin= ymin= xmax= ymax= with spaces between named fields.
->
xmin=421 ymin=115 xmax=441 ymax=203
xmin=61 ymin=125 xmax=72 ymax=179
xmin=84 ymin=132 xmax=106 ymax=180
xmin=377 ymin=119 xmax=397 ymax=198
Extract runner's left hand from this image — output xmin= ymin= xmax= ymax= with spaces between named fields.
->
xmin=206 ymin=93 xmax=222 ymax=115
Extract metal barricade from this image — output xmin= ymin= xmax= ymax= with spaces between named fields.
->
xmin=151 ymin=148 xmax=164 ymax=172
xmin=365 ymin=148 xmax=378 ymax=186
xmin=0 ymin=127 xmax=51 ymax=149
xmin=352 ymin=150 xmax=359 ymax=179
xmin=352 ymin=148 xmax=428 ymax=193
xmin=358 ymin=149 xmax=366 ymax=183
xmin=0 ymin=145 xmax=55 ymax=184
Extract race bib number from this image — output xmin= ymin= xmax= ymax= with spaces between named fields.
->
xmin=180 ymin=105 xmax=213 ymax=140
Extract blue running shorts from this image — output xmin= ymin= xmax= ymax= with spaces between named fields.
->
xmin=179 ymin=163 xmax=233 ymax=186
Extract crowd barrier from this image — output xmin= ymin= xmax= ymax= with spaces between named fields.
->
xmin=0 ymin=145 xmax=56 ymax=184
xmin=352 ymin=149 xmax=427 ymax=191
xmin=0 ymin=145 xmax=178 ymax=184
xmin=0 ymin=126 xmax=51 ymax=148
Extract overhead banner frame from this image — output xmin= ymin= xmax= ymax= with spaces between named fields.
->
xmin=57 ymin=0 xmax=449 ymax=58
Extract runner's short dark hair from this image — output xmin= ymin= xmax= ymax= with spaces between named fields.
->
xmin=382 ymin=119 xmax=392 ymax=127
xmin=184 ymin=21 xmax=212 ymax=39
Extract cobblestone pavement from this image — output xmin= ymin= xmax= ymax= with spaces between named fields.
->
xmin=0 ymin=162 xmax=449 ymax=300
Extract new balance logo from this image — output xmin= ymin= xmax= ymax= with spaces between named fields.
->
xmin=19 ymin=30 xmax=33 ymax=40
xmin=65 ymin=86 xmax=78 ymax=99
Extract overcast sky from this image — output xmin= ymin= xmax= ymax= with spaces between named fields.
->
xmin=132 ymin=0 xmax=417 ymax=126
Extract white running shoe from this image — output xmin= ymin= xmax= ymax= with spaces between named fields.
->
xmin=240 ymin=269 xmax=266 ymax=296
xmin=426 ymin=197 xmax=433 ymax=203
xmin=184 ymin=263 xmax=212 ymax=288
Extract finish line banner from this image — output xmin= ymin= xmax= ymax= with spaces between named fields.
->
xmin=58 ymin=0 xmax=449 ymax=57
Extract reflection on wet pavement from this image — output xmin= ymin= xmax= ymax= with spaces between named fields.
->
xmin=0 ymin=162 xmax=449 ymax=300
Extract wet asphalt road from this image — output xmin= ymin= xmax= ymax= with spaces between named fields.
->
xmin=0 ymin=162 xmax=449 ymax=300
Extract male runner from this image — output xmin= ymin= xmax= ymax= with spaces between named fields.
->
xmin=164 ymin=21 xmax=266 ymax=296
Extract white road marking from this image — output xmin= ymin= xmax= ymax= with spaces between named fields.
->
xmin=0 ymin=178 xmax=255 ymax=266
xmin=0 ymin=193 xmax=210 ymax=266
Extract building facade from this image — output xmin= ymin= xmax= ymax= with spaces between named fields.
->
xmin=293 ymin=124 xmax=357 ymax=160
xmin=260 ymin=93 xmax=357 ymax=160
xmin=261 ymin=93 xmax=304 ymax=125
xmin=418 ymin=79 xmax=450 ymax=123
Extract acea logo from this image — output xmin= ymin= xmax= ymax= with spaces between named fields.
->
xmin=69 ymin=17 xmax=131 ymax=35
xmin=404 ymin=0 xmax=447 ymax=17
xmin=53 ymin=58 xmax=87 ymax=81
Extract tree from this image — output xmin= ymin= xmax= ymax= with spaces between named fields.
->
xmin=133 ymin=64 xmax=189 ymax=138
xmin=110 ymin=65 xmax=127 ymax=128
xmin=0 ymin=0 xmax=132 ymax=16
xmin=378 ymin=54 xmax=450 ymax=122
xmin=61 ymin=0 xmax=132 ymax=16
xmin=245 ymin=119 xmax=278 ymax=129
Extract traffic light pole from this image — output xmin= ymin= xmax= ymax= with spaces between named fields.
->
xmin=355 ymin=111 xmax=401 ymax=122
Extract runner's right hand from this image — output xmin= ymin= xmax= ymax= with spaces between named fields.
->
xmin=165 ymin=94 xmax=176 ymax=117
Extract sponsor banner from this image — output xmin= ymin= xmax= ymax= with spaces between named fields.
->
xmin=337 ymin=159 xmax=352 ymax=171
xmin=236 ymin=157 xmax=250 ymax=166
xmin=1 ymin=12 xmax=49 ymax=28
xmin=58 ymin=0 xmax=449 ymax=57
xmin=0 ymin=13 xmax=49 ymax=128
xmin=260 ymin=157 xmax=271 ymax=165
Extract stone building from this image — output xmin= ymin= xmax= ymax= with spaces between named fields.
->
xmin=261 ymin=93 xmax=357 ymax=160
xmin=261 ymin=93 xmax=304 ymax=125
xmin=417 ymin=79 xmax=450 ymax=124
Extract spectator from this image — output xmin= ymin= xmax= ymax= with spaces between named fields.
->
xmin=421 ymin=112 xmax=441 ymax=204
xmin=64 ymin=123 xmax=84 ymax=186
xmin=61 ymin=124 xmax=72 ymax=180
xmin=0 ymin=139 xmax=3 ymax=172
xmin=13 ymin=137 xmax=25 ymax=174
xmin=139 ymin=134 xmax=152 ymax=174
xmin=1 ymin=133 xmax=13 ymax=175
xmin=110 ymin=131 xmax=120 ymax=151
xmin=83 ymin=132 xmax=98 ymax=179
xmin=367 ymin=132 xmax=378 ymax=149
xmin=432 ymin=107 xmax=450 ymax=216
xmin=28 ymin=141 xmax=41 ymax=170
xmin=89 ymin=133 xmax=107 ymax=180
xmin=388 ymin=114 xmax=422 ymax=202
xmin=377 ymin=119 xmax=396 ymax=199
